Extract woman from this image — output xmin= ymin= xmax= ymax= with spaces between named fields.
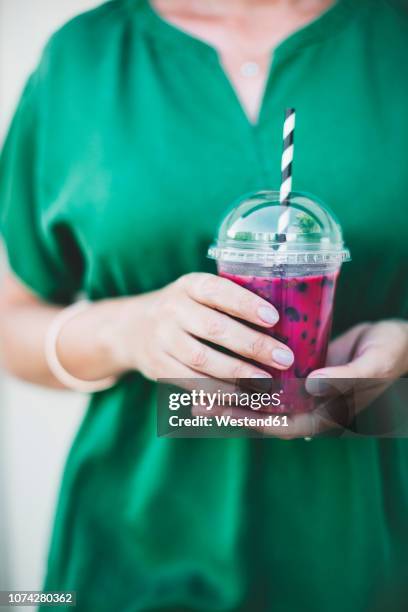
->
xmin=1 ymin=0 xmax=408 ymax=610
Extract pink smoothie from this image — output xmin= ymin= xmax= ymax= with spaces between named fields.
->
xmin=220 ymin=270 xmax=339 ymax=412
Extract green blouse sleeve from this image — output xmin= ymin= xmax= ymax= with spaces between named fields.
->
xmin=0 ymin=66 xmax=82 ymax=304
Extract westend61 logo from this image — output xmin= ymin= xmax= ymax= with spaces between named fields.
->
xmin=166 ymin=389 xmax=289 ymax=430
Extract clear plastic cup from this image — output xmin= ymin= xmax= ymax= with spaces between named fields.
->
xmin=208 ymin=191 xmax=351 ymax=413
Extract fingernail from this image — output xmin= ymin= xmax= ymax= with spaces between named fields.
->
xmin=305 ymin=375 xmax=331 ymax=396
xmin=258 ymin=306 xmax=279 ymax=325
xmin=272 ymin=348 xmax=294 ymax=367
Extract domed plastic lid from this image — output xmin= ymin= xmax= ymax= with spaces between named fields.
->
xmin=208 ymin=190 xmax=351 ymax=266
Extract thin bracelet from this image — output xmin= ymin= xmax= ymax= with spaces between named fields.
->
xmin=45 ymin=300 xmax=118 ymax=393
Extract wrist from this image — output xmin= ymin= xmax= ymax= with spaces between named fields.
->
xmin=100 ymin=292 xmax=156 ymax=375
xmin=97 ymin=297 xmax=135 ymax=375
xmin=48 ymin=301 xmax=119 ymax=391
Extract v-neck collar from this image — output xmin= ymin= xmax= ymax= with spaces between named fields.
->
xmin=139 ymin=0 xmax=357 ymax=59
xmin=137 ymin=0 xmax=360 ymax=127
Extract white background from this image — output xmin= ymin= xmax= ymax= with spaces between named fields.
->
xmin=0 ymin=0 xmax=100 ymax=603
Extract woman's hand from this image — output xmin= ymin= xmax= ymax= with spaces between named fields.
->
xmin=111 ymin=273 xmax=294 ymax=382
xmin=307 ymin=320 xmax=408 ymax=384
xmin=288 ymin=320 xmax=407 ymax=438
xmin=0 ymin=270 xmax=294 ymax=389
xmin=192 ymin=320 xmax=408 ymax=439
xmin=297 ymin=319 xmax=408 ymax=436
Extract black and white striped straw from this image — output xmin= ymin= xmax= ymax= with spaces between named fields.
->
xmin=279 ymin=107 xmax=296 ymax=205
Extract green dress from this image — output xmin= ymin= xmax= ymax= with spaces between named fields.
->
xmin=1 ymin=1 xmax=408 ymax=610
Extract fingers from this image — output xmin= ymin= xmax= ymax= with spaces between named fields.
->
xmin=269 ymin=409 xmax=337 ymax=439
xmin=305 ymin=363 xmax=377 ymax=400
xmin=180 ymin=272 xmax=280 ymax=328
xmin=192 ymin=404 xmax=336 ymax=439
xmin=156 ymin=352 xmax=210 ymax=383
xmin=308 ymin=344 xmax=389 ymax=388
xmin=306 ymin=323 xmax=389 ymax=396
xmin=158 ymin=354 xmax=235 ymax=395
xmin=163 ymin=327 xmax=274 ymax=380
xmin=325 ymin=323 xmax=372 ymax=367
xmin=306 ymin=323 xmax=395 ymax=415
xmin=176 ymin=298 xmax=294 ymax=370
xmin=158 ymin=354 xmax=242 ymax=397
xmin=278 ymin=408 xmax=337 ymax=438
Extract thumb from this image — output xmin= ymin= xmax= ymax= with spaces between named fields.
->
xmin=306 ymin=344 xmax=385 ymax=396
